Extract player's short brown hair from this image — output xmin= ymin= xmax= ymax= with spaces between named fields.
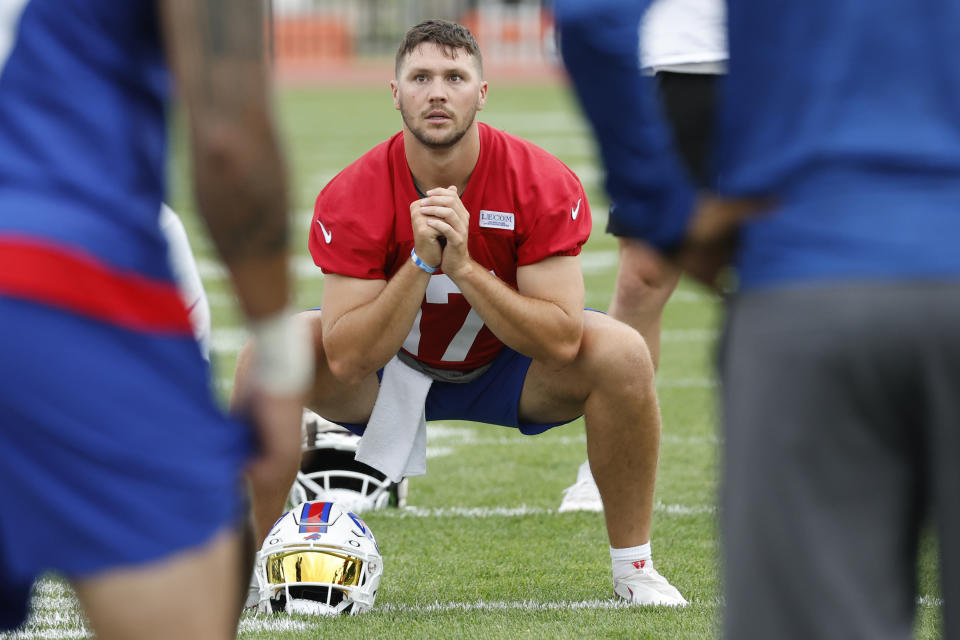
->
xmin=395 ymin=19 xmax=483 ymax=77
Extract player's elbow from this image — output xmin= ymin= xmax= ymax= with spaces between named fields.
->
xmin=539 ymin=321 xmax=583 ymax=367
xmin=552 ymin=333 xmax=583 ymax=367
xmin=325 ymin=352 xmax=374 ymax=387
xmin=192 ymin=121 xmax=261 ymax=184
xmin=192 ymin=106 xmax=282 ymax=186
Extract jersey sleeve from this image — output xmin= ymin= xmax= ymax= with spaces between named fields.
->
xmin=308 ymin=160 xmax=393 ymax=280
xmin=516 ymin=166 xmax=592 ymax=266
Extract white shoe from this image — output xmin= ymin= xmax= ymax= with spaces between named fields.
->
xmin=558 ymin=460 xmax=604 ymax=512
xmin=613 ymin=560 xmax=688 ymax=606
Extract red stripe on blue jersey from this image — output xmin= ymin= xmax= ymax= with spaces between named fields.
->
xmin=299 ymin=501 xmax=332 ymax=533
xmin=0 ymin=235 xmax=192 ymax=335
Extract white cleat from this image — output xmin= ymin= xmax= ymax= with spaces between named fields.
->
xmin=558 ymin=460 xmax=604 ymax=513
xmin=613 ymin=560 xmax=688 ymax=607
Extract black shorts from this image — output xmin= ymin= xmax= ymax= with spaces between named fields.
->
xmin=607 ymin=71 xmax=719 ymax=237
xmin=655 ymin=71 xmax=718 ymax=187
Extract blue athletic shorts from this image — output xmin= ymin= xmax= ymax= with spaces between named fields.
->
xmin=0 ymin=297 xmax=252 ymax=630
xmin=338 ymin=344 xmax=579 ymax=436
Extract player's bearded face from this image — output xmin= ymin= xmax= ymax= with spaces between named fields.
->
xmin=399 ymin=93 xmax=480 ymax=149
xmin=395 ymin=44 xmax=485 ymax=149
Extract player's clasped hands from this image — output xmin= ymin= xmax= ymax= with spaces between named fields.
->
xmin=410 ymin=185 xmax=473 ymax=277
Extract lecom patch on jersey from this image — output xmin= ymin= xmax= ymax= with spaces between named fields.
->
xmin=479 ymin=210 xmax=515 ymax=230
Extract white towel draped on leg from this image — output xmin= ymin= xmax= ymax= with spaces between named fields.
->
xmin=355 ymin=355 xmax=433 ymax=483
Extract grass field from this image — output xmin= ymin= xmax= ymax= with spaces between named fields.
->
xmin=3 ymin=82 xmax=944 ymax=639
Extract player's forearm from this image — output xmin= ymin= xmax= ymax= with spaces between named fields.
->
xmin=451 ymin=262 xmax=583 ymax=365
xmin=194 ymin=121 xmax=291 ymax=320
xmin=163 ymin=0 xmax=292 ymax=321
xmin=323 ymin=262 xmax=430 ymax=383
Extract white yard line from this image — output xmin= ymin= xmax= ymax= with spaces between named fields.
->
xmin=661 ymin=329 xmax=718 ymax=342
xmin=579 ymin=251 xmax=618 ymax=274
xmin=375 ymin=598 xmax=650 ymax=613
xmin=669 ymin=290 xmax=718 ymax=303
xmin=424 ymin=432 xmax=718 ymax=459
xmin=376 ymin=502 xmax=716 ymax=519
xmin=210 ymin=327 xmax=249 ymax=354
xmin=11 ymin=578 xmax=941 ymax=640
xmin=0 ymin=631 xmax=91 ymax=640
xmin=428 ymin=434 xmax=589 ymax=448
xmin=197 ymin=255 xmax=321 ymax=282
xmin=426 ymin=424 xmax=716 ymax=446
xmin=237 ymin=617 xmax=308 ymax=633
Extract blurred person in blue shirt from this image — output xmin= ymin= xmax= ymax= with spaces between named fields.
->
xmin=0 ymin=2 xmax=311 ymax=637
xmin=557 ymin=1 xmax=960 ymax=638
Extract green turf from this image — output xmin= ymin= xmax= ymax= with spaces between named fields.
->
xmin=5 ymin=82 xmax=943 ymax=640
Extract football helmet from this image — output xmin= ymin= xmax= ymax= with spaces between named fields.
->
xmin=289 ymin=410 xmax=408 ymax=513
xmin=254 ymin=501 xmax=382 ymax=615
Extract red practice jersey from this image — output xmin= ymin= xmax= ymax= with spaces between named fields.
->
xmin=309 ymin=122 xmax=591 ymax=370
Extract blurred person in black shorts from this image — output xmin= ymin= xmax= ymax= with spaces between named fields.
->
xmin=560 ymin=0 xmax=726 ymax=513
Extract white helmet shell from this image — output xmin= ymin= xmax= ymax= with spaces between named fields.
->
xmin=255 ymin=501 xmax=382 ymax=616
xmin=289 ymin=410 xmax=408 ymax=513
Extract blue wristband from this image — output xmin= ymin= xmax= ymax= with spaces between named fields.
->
xmin=410 ymin=248 xmax=437 ymax=274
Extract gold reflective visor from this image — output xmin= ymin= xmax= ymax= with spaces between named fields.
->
xmin=266 ymin=550 xmax=363 ymax=587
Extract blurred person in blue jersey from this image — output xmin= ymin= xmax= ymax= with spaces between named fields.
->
xmin=0 ymin=2 xmax=312 ymax=639
xmin=557 ymin=1 xmax=960 ymax=639
xmin=559 ymin=0 xmax=727 ymax=514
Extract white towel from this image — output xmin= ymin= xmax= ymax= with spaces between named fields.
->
xmin=355 ymin=355 xmax=433 ymax=483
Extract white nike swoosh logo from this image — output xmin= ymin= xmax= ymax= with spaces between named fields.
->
xmin=571 ymin=198 xmax=582 ymax=220
xmin=316 ymin=219 xmax=332 ymax=244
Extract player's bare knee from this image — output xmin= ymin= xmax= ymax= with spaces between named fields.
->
xmin=614 ymin=267 xmax=676 ymax=313
xmin=580 ymin=314 xmax=654 ymax=386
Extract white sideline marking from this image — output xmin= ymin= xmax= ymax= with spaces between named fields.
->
xmin=211 ymin=327 xmax=248 ymax=353
xmin=376 ymin=501 xmax=715 ymax=519
xmin=424 ymin=431 xmax=717 ymax=459
xmin=31 ymin=582 xmax=73 ymax=598
xmin=655 ymin=501 xmax=716 ymax=515
xmin=204 ymin=291 xmax=235 ymax=308
xmin=375 ymin=593 xmax=944 ymax=614
xmin=197 ymin=255 xmax=321 ymax=281
xmin=579 ymin=251 xmax=618 ymax=274
xmin=426 ymin=424 xmax=716 ymax=446
xmin=385 ymin=505 xmax=551 ymax=518
xmin=428 ymin=433 xmax=588 ymax=449
xmin=426 ymin=423 xmax=474 ymax=438
xmin=0 ymin=631 xmax=90 ymax=640
xmin=670 ymin=290 xmax=718 ymax=303
xmin=4 ymin=613 xmax=86 ymax=627
xmin=426 ymin=446 xmax=455 ymax=459
xmin=376 ymin=598 xmax=642 ymax=614
xmin=237 ymin=617 xmax=308 ymax=633
xmin=20 ymin=597 xmax=75 ymax=610
xmin=13 ymin=578 xmax=942 ymax=640
xmin=0 ymin=614 xmax=309 ymax=639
